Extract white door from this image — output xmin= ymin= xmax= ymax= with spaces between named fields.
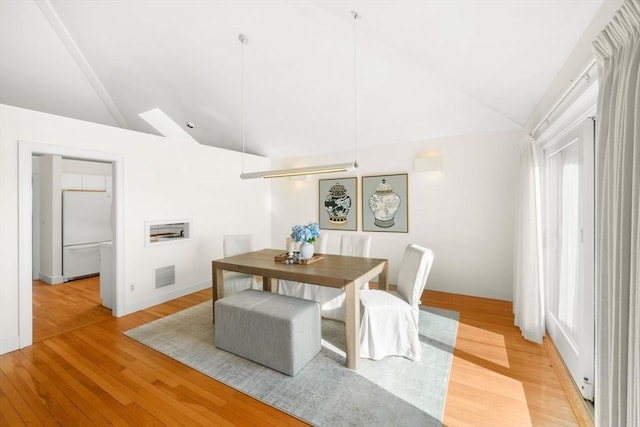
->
xmin=543 ymin=118 xmax=595 ymax=400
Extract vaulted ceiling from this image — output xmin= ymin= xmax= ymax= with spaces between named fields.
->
xmin=0 ymin=0 xmax=605 ymax=158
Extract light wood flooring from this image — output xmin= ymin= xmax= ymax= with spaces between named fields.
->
xmin=0 ymin=278 xmax=586 ymax=426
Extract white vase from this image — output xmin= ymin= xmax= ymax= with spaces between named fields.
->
xmin=299 ymin=241 xmax=314 ymax=260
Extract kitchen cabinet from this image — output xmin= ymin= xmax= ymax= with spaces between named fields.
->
xmin=61 ymin=173 xmax=111 ymax=192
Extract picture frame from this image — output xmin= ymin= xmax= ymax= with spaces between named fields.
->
xmin=362 ymin=173 xmax=408 ymax=233
xmin=318 ymin=177 xmax=357 ymax=231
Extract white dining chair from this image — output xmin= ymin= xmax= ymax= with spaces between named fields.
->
xmin=222 ymin=234 xmax=261 ymax=296
xmin=278 ymin=234 xmax=371 ymax=322
xmin=320 ymin=234 xmax=371 ymax=321
xmin=277 ymin=234 xmax=329 ymax=299
xmin=359 ymin=244 xmax=434 ymax=361
xmin=339 ymin=234 xmax=371 ymax=259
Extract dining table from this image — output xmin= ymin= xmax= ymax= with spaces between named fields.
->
xmin=211 ymin=248 xmax=388 ymax=370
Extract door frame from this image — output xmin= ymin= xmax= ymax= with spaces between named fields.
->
xmin=541 ymin=118 xmax=595 ymax=399
xmin=537 ymin=80 xmax=597 ymax=400
xmin=18 ymin=140 xmax=124 ymax=349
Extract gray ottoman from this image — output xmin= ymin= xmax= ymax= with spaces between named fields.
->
xmin=214 ymin=289 xmax=321 ymax=376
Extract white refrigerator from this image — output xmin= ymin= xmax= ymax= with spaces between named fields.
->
xmin=62 ymin=191 xmax=112 ymax=281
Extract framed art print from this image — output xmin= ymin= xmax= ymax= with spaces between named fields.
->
xmin=362 ymin=173 xmax=408 ymax=233
xmin=319 ymin=177 xmax=357 ymax=231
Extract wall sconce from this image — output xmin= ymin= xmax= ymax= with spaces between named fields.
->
xmin=414 ymin=154 xmax=443 ymax=173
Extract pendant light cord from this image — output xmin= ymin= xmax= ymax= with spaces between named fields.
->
xmin=239 ymin=34 xmax=247 ymax=174
xmin=352 ymin=11 xmax=360 ymax=168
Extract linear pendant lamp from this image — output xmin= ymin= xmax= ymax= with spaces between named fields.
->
xmin=239 ymin=11 xmax=362 ymax=180
xmin=240 ymin=161 xmax=358 ymax=179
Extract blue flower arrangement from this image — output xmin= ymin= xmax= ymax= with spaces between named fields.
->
xmin=291 ymin=222 xmax=320 ymax=243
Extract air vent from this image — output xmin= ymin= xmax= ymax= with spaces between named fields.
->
xmin=155 ymin=265 xmax=175 ymax=288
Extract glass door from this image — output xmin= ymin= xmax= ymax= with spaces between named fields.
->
xmin=543 ymin=118 xmax=595 ymax=400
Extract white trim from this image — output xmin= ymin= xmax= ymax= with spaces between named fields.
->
xmin=538 ymin=83 xmax=598 ymax=149
xmin=38 ymin=272 xmax=64 ymax=285
xmin=547 ymin=311 xmax=580 ymax=358
xmin=18 ymin=140 xmax=125 ymax=350
xmin=531 ymin=61 xmax=597 ymax=137
xmin=34 ymin=0 xmax=129 ymax=129
xmin=546 ymin=137 xmax=579 ymax=160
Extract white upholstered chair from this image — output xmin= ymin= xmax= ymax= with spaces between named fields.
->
xmin=278 ymin=234 xmax=371 ymax=322
xmin=222 ymin=234 xmax=261 ymax=296
xmin=339 ymin=234 xmax=371 ymax=260
xmin=278 ymin=234 xmax=329 ymax=299
xmin=321 ymin=234 xmax=371 ymax=321
xmin=359 ymin=244 xmax=434 ymax=361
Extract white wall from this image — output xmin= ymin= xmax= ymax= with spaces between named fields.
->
xmin=37 ymin=155 xmax=63 ymax=283
xmin=270 ymin=130 xmax=520 ymax=301
xmin=0 ymin=103 xmax=270 ymax=354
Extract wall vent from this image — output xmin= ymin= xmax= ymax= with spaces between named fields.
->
xmin=155 ymin=265 xmax=175 ymax=288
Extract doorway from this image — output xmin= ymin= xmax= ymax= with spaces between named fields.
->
xmin=18 ymin=141 xmax=124 ymax=349
xmin=542 ymin=118 xmax=595 ymax=400
xmin=31 ymin=155 xmax=114 ymax=342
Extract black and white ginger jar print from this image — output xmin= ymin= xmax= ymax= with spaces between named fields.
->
xmin=324 ymin=182 xmax=351 ymax=225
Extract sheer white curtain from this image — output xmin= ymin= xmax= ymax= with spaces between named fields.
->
xmin=556 ymin=143 xmax=580 ymax=334
xmin=592 ymin=0 xmax=640 ymax=425
xmin=513 ymin=135 xmax=545 ymax=343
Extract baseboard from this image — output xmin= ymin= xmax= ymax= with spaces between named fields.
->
xmin=121 ymin=280 xmax=211 ymax=316
xmin=544 ymin=336 xmax=594 ymax=426
xmin=38 ymin=273 xmax=64 ymax=284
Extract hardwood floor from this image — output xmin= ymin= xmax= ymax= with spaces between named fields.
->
xmin=425 ymin=291 xmax=584 ymax=426
xmin=0 ymin=279 xmax=585 ymax=426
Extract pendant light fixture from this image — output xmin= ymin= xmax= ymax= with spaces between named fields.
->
xmin=239 ymin=11 xmax=361 ymax=179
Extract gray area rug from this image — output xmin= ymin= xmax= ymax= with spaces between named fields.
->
xmin=125 ymin=300 xmax=459 ymax=426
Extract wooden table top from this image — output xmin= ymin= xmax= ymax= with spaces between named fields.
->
xmin=212 ymin=248 xmax=387 ymax=289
